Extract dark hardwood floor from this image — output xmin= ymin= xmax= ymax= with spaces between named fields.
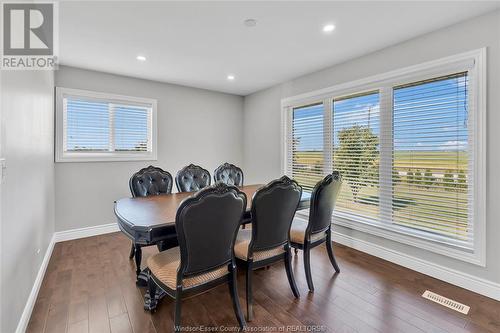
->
xmin=27 ymin=232 xmax=500 ymax=333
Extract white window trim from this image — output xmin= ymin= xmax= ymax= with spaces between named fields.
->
xmin=55 ymin=87 xmax=158 ymax=162
xmin=281 ymin=48 xmax=486 ymax=266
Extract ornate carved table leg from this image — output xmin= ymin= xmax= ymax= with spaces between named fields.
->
xmin=134 ymin=244 xmax=149 ymax=286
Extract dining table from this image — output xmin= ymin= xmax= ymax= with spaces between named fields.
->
xmin=114 ymin=184 xmax=311 ymax=286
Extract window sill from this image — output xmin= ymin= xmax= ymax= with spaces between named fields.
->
xmin=55 ymin=151 xmax=157 ymax=163
xmin=295 ymin=210 xmax=485 ymax=266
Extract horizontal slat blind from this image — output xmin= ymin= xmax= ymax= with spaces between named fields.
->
xmin=284 ymin=63 xmax=477 ymax=252
xmin=114 ymin=105 xmax=150 ymax=152
xmin=392 ymin=72 xmax=471 ymax=242
xmin=64 ymin=97 xmax=151 ymax=153
xmin=290 ymin=103 xmax=324 ymax=192
xmin=66 ymin=99 xmax=110 ymax=151
xmin=332 ymin=91 xmax=380 ymax=221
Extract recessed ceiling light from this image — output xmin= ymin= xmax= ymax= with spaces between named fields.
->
xmin=322 ymin=24 xmax=335 ymax=33
xmin=136 ymin=55 xmax=146 ymax=61
xmin=244 ymin=19 xmax=257 ymax=27
xmin=227 ymin=75 xmax=235 ymax=81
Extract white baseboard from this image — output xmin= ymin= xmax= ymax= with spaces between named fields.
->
xmin=53 ymin=222 xmax=119 ymax=243
xmin=15 ymin=234 xmax=56 ymax=333
xmin=332 ymin=231 xmax=500 ymax=301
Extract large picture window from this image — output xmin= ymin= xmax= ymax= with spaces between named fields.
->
xmin=56 ymin=88 xmax=157 ymax=162
xmin=282 ymin=49 xmax=486 ymax=265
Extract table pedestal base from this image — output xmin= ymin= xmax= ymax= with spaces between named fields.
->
xmin=144 ymin=287 xmax=166 ymax=311
xmin=136 ymin=268 xmax=149 ymax=286
xmin=138 ymin=268 xmax=167 ymax=311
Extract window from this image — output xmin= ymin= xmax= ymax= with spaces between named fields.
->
xmin=282 ymin=49 xmax=486 ymax=265
xmin=290 ymin=103 xmax=324 ymax=192
xmin=393 ymin=73 xmax=470 ymax=241
xmin=56 ymin=88 xmax=157 ymax=162
xmin=333 ymin=91 xmax=380 ymax=222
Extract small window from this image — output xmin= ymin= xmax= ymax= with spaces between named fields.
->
xmin=56 ymin=88 xmax=157 ymax=162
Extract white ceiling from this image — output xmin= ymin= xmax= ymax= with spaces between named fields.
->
xmin=59 ymin=1 xmax=500 ymax=96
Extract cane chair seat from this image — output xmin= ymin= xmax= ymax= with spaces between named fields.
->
xmin=234 ymin=229 xmax=285 ymax=262
xmin=147 ymin=247 xmax=228 ymax=290
xmin=290 ymin=218 xmax=326 ymax=244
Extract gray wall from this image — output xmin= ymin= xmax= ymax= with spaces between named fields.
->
xmin=243 ymin=10 xmax=500 ymax=283
xmin=55 ymin=66 xmax=244 ymax=231
xmin=1 ymin=71 xmax=55 ymax=333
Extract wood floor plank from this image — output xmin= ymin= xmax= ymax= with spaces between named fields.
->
xmin=67 ymin=319 xmax=88 ymax=333
xmin=88 ymin=294 xmax=111 ymax=333
xmin=106 ymin=286 xmax=128 ymax=318
xmin=118 ymin=279 xmax=157 ymax=333
xmin=25 ymin=296 xmax=50 ymax=333
xmin=68 ymin=300 xmax=88 ymax=324
xmin=109 ymin=313 xmax=133 ymax=333
xmin=43 ymin=301 xmax=68 ymax=333
xmin=26 ymin=232 xmax=500 ymax=333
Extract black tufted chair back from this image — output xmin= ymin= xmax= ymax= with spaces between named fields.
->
xmin=214 ymin=163 xmax=244 ymax=186
xmin=176 ymin=183 xmax=247 ymax=275
xmin=175 ymin=164 xmax=211 ymax=192
xmin=250 ymin=176 xmax=302 ymax=251
xmin=129 ymin=166 xmax=173 ymax=198
xmin=308 ymin=171 xmax=342 ymax=234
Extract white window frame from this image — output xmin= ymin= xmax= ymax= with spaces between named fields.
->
xmin=55 ymin=87 xmax=158 ymax=162
xmin=281 ymin=48 xmax=486 ymax=266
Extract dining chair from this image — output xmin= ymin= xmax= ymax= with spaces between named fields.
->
xmin=128 ymin=166 xmax=178 ymax=278
xmin=175 ymin=164 xmax=211 ymax=192
xmin=234 ymin=176 xmax=302 ymax=321
xmin=214 ymin=162 xmax=250 ymax=228
xmin=145 ymin=183 xmax=247 ymax=332
xmin=290 ymin=172 xmax=342 ymax=292
xmin=214 ymin=162 xmax=244 ymax=186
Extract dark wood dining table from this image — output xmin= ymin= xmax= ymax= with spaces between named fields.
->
xmin=114 ymin=184 xmax=311 ymax=285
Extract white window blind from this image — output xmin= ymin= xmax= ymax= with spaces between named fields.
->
xmin=65 ymin=99 xmax=110 ymax=151
xmin=65 ymin=99 xmax=151 ymax=153
xmin=333 ymin=91 xmax=380 ymax=222
xmin=113 ymin=104 xmax=150 ymax=152
xmin=392 ymin=73 xmax=471 ymax=242
xmin=56 ymin=88 xmax=157 ymax=162
xmin=282 ymin=49 xmax=485 ymax=264
xmin=290 ymin=103 xmax=325 ymax=192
